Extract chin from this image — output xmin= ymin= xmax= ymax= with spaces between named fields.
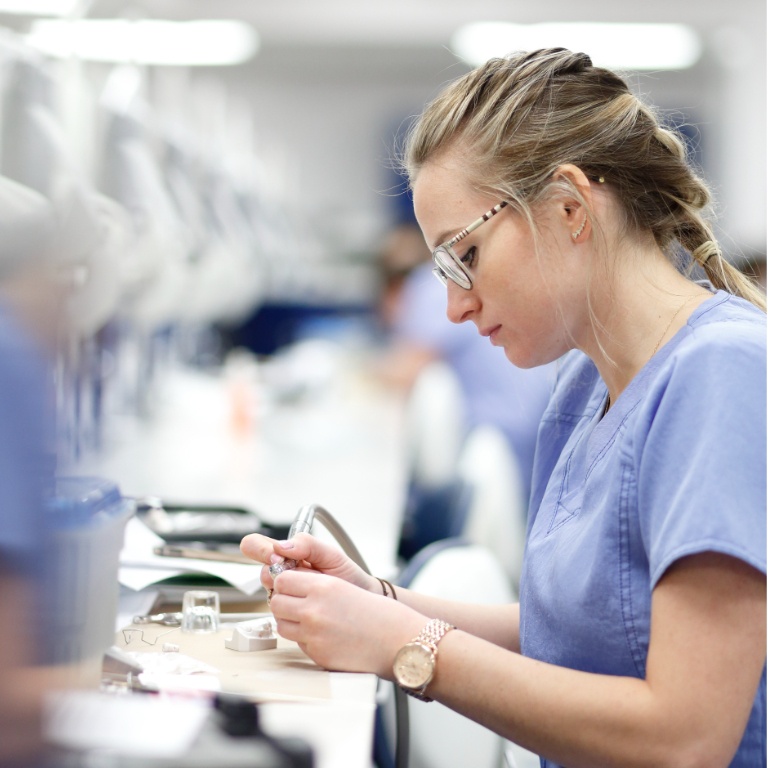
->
xmin=504 ymin=345 xmax=550 ymax=370
xmin=503 ymin=346 xmax=529 ymax=368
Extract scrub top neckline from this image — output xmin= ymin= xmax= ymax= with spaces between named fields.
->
xmin=593 ymin=289 xmax=730 ymax=431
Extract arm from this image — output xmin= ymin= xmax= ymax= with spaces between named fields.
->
xmin=427 ymin=551 xmax=765 ymax=768
xmin=240 ymin=533 xmax=520 ymax=651
xmin=244 ymin=539 xmax=765 ymax=767
xmin=0 ymin=569 xmax=46 ymax=766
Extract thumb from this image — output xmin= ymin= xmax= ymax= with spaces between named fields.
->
xmin=272 ymin=532 xmax=345 ymax=570
xmin=274 ymin=533 xmax=372 ymax=589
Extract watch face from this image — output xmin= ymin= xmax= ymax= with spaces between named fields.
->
xmin=393 ymin=642 xmax=434 ymax=689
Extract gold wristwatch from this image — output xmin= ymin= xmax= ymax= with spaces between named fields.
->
xmin=392 ymin=618 xmax=456 ymax=702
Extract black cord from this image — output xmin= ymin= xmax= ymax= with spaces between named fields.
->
xmin=394 ymin=686 xmax=410 ymax=768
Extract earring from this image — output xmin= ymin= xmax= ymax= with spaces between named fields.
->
xmin=572 ymin=216 xmax=587 ymax=241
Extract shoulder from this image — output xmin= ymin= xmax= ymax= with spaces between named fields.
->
xmin=628 ymin=293 xmax=766 ymax=474
xmin=659 ymin=292 xmax=765 ymax=398
xmin=685 ymin=291 xmax=765 ymax=349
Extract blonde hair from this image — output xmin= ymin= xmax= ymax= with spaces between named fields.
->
xmin=404 ymin=48 xmax=766 ymax=311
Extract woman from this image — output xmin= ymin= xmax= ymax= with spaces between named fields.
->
xmin=242 ymin=49 xmax=766 ymax=767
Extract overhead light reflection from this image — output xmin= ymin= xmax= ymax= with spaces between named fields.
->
xmin=451 ymin=22 xmax=702 ymax=71
xmin=0 ymin=0 xmax=80 ymax=14
xmin=25 ymin=19 xmax=259 ymax=66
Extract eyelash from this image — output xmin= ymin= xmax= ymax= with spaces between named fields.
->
xmin=460 ymin=246 xmax=477 ymax=268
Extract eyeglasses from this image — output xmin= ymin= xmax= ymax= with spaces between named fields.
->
xmin=431 ymin=201 xmax=508 ymax=290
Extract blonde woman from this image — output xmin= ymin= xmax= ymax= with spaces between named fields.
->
xmin=243 ymin=49 xmax=766 ymax=768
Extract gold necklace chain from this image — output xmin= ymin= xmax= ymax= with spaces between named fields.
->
xmin=651 ymin=295 xmax=697 ymax=358
xmin=604 ymin=294 xmax=698 ymax=417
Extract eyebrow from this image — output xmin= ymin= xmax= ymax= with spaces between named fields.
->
xmin=432 ymin=226 xmax=462 ymax=249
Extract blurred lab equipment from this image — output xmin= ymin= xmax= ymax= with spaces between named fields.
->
xmin=136 ymin=497 xmax=290 ymax=544
xmin=46 ymin=692 xmax=315 ymax=768
xmin=181 ymin=590 xmax=220 ymax=634
xmin=43 ymin=476 xmax=134 ymax=687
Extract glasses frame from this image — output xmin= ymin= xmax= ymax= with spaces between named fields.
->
xmin=431 ymin=200 xmax=508 ymax=290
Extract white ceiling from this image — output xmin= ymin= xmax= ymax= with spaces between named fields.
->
xmin=86 ymin=0 xmax=763 ymax=44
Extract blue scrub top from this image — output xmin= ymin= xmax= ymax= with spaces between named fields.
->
xmin=0 ymin=302 xmax=52 ymax=574
xmin=520 ymin=291 xmax=767 ymax=768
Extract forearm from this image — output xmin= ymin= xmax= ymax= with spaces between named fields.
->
xmin=428 ymin=632 xmax=680 ymax=768
xmin=370 ymin=577 xmax=520 ymax=652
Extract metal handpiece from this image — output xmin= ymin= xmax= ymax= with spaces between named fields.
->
xmin=268 ymin=558 xmax=299 ymax=578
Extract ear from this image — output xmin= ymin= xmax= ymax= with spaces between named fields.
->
xmin=552 ymin=164 xmax=595 ymax=244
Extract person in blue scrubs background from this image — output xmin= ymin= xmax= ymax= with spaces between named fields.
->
xmin=0 ymin=176 xmax=60 ymax=768
xmin=244 ymin=48 xmax=766 ymax=768
xmin=374 ymin=222 xmax=553 ymax=509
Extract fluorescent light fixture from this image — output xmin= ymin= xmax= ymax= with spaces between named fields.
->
xmin=26 ymin=19 xmax=259 ymax=66
xmin=0 ymin=0 xmax=80 ymax=14
xmin=451 ymin=22 xmax=702 ymax=71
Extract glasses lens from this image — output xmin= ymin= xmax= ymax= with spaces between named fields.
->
xmin=432 ymin=246 xmax=471 ymax=289
xmin=432 ymin=266 xmax=448 ymax=286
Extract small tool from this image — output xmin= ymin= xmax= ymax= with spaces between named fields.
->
xmin=132 ymin=612 xmax=184 ymax=626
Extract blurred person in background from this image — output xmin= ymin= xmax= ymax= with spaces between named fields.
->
xmin=0 ymin=175 xmax=60 ymax=768
xmin=373 ymin=219 xmax=553 ymax=509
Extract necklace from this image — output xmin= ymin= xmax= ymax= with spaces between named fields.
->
xmin=651 ymin=295 xmax=697 ymax=357
xmin=603 ymin=294 xmax=697 ymax=419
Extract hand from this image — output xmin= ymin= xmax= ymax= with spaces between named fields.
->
xmin=269 ymin=568 xmax=425 ymax=677
xmin=240 ymin=532 xmax=378 ymax=595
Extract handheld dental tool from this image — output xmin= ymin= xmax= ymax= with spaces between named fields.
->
xmin=267 ymin=503 xmax=370 ymax=578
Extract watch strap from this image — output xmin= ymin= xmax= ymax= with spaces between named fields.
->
xmin=415 ymin=618 xmax=455 ymax=648
xmin=400 ymin=618 xmax=456 ymax=702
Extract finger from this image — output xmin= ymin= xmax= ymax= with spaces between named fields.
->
xmin=273 ymin=533 xmax=347 ymax=571
xmin=240 ymin=533 xmax=278 ymax=563
xmin=259 ymin=555 xmax=316 ymax=602
xmin=269 ymin=591 xmax=306 ymax=625
xmin=274 ymin=618 xmax=301 ymax=642
xmin=273 ymin=568 xmax=324 ymax=598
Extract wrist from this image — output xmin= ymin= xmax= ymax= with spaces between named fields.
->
xmin=392 ymin=618 xmax=456 ymax=701
xmin=375 ymin=577 xmax=398 ymax=600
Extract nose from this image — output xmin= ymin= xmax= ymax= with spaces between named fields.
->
xmin=445 ymin=281 xmax=477 ymax=324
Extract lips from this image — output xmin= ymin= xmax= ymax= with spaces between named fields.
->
xmin=480 ymin=324 xmax=502 ymax=343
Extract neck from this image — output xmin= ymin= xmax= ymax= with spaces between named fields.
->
xmin=585 ymin=250 xmax=710 ymax=404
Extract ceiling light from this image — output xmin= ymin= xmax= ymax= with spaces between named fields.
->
xmin=0 ymin=0 xmax=80 ymax=14
xmin=451 ymin=22 xmax=702 ymax=71
xmin=25 ymin=19 xmax=259 ymax=66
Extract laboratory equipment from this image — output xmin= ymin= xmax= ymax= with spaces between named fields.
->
xmin=181 ymin=590 xmax=220 ymax=634
xmin=268 ymin=502 xmax=369 ymax=578
xmin=44 ymin=476 xmax=134 ymax=682
xmin=136 ymin=497 xmax=290 ymax=544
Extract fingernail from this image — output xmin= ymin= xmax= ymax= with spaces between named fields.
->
xmin=269 ymin=553 xmax=283 ymax=564
xmin=277 ymin=540 xmax=294 ymax=550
